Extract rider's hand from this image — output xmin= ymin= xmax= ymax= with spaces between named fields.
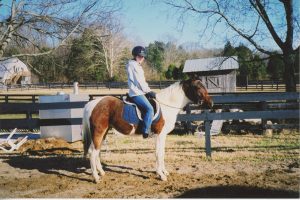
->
xmin=146 ymin=91 xmax=156 ymax=99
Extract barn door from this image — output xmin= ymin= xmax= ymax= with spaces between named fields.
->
xmin=206 ymin=76 xmax=221 ymax=89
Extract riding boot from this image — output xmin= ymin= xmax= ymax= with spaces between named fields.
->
xmin=142 ymin=131 xmax=154 ymax=139
xmin=142 ymin=132 xmax=149 ymax=139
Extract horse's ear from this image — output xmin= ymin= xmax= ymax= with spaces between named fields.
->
xmin=190 ymin=73 xmax=198 ymax=81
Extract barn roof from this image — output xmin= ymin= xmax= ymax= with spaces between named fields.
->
xmin=183 ymin=56 xmax=239 ymax=73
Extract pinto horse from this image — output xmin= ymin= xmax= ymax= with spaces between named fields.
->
xmin=82 ymin=79 xmax=213 ymax=183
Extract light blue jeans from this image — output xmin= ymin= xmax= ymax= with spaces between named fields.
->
xmin=131 ymin=95 xmax=154 ymax=134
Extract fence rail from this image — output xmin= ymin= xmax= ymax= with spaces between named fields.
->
xmin=1 ymin=80 xmax=300 ymax=92
xmin=0 ymin=92 xmax=299 ymax=158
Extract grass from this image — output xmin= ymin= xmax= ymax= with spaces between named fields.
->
xmin=0 ymin=114 xmax=39 ymax=119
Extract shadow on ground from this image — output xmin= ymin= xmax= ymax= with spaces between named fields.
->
xmin=1 ymin=155 xmax=151 ymax=181
xmin=176 ymin=185 xmax=299 ymax=198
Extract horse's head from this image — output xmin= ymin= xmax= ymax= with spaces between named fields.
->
xmin=181 ymin=79 xmax=213 ymax=109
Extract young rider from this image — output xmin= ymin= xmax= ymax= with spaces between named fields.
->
xmin=126 ymin=46 xmax=156 ymax=139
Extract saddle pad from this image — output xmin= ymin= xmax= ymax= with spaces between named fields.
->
xmin=122 ymin=102 xmax=161 ymax=125
xmin=122 ymin=104 xmax=140 ymax=125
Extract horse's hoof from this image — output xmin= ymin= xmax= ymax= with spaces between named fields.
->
xmin=94 ymin=178 xmax=100 ymax=183
xmin=100 ymin=171 xmax=105 ymax=176
xmin=163 ymin=170 xmax=169 ymax=176
xmin=157 ymin=173 xmax=167 ymax=181
xmin=160 ymin=175 xmax=168 ymax=181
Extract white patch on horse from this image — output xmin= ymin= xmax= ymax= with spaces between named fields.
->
xmin=129 ymin=124 xmax=136 ymax=135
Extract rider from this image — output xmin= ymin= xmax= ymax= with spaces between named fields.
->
xmin=126 ymin=46 xmax=156 ymax=139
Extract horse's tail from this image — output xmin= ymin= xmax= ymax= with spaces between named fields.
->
xmin=82 ymin=98 xmax=103 ymax=157
xmin=82 ymin=102 xmax=92 ymax=157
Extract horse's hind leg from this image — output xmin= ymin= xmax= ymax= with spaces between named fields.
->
xmin=96 ymin=130 xmax=108 ymax=176
xmin=90 ymin=143 xmax=101 ymax=183
xmin=90 ymin=125 xmax=108 ymax=183
xmin=96 ymin=154 xmax=105 ymax=176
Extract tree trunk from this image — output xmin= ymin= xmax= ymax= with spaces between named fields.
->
xmin=283 ymin=51 xmax=296 ymax=92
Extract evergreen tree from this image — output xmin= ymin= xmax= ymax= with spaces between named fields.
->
xmin=66 ymin=29 xmax=107 ymax=82
xmin=165 ymin=64 xmax=176 ymax=80
xmin=146 ymin=41 xmax=165 ymax=73
xmin=267 ymin=54 xmax=284 ymax=81
xmin=222 ymin=41 xmax=235 ymax=56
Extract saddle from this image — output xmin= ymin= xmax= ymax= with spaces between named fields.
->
xmin=122 ymin=94 xmax=161 ymax=125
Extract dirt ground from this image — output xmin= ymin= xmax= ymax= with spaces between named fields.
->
xmin=0 ymin=131 xmax=299 ymax=198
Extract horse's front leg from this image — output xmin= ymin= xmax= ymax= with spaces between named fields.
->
xmin=155 ymin=133 xmax=169 ymax=181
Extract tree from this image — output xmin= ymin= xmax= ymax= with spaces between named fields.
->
xmin=93 ymin=23 xmax=131 ymax=79
xmin=146 ymin=41 xmax=165 ymax=73
xmin=222 ymin=41 xmax=236 ymax=57
xmin=0 ymin=0 xmax=122 ymax=78
xmin=66 ymin=29 xmax=107 ymax=82
xmin=165 ymin=64 xmax=176 ymax=79
xmin=267 ymin=54 xmax=284 ymax=80
xmin=252 ymin=55 xmax=267 ymax=80
xmin=222 ymin=43 xmax=267 ymax=80
xmin=164 ymin=63 xmax=188 ymax=80
xmin=163 ymin=0 xmax=299 ymax=91
xmin=234 ymin=45 xmax=253 ymax=80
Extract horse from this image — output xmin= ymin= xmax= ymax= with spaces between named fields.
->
xmin=81 ymin=79 xmax=213 ymax=183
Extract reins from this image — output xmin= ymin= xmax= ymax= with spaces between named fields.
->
xmin=156 ymin=99 xmax=186 ymax=110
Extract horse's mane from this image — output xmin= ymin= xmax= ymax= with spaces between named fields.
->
xmin=158 ymin=81 xmax=182 ymax=96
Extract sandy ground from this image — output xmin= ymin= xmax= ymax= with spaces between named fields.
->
xmin=0 ymin=131 xmax=299 ymax=198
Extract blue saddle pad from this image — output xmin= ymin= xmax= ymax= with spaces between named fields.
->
xmin=122 ymin=104 xmax=140 ymax=125
xmin=122 ymin=103 xmax=161 ymax=125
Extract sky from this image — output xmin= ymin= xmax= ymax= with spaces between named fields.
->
xmin=119 ymin=0 xmax=300 ymax=51
xmin=1 ymin=0 xmax=299 ymax=51
xmin=119 ymin=0 xmax=214 ymax=48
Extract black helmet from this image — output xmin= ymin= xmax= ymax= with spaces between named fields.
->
xmin=132 ymin=46 xmax=146 ymax=57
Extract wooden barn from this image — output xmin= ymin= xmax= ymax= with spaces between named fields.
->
xmin=0 ymin=58 xmax=31 ymax=86
xmin=183 ymin=56 xmax=239 ymax=93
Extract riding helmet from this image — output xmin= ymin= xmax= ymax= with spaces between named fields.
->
xmin=132 ymin=46 xmax=146 ymax=57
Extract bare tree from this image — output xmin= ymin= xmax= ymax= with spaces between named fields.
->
xmin=162 ymin=0 xmax=299 ymax=91
xmin=0 ymin=0 xmax=122 ymax=59
xmin=93 ymin=22 xmax=131 ymax=79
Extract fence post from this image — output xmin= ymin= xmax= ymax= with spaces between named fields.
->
xmin=261 ymin=101 xmax=267 ymax=134
xmin=185 ymin=104 xmax=192 ymax=134
xmin=204 ymin=119 xmax=212 ymax=160
xmin=204 ymin=110 xmax=212 ymax=160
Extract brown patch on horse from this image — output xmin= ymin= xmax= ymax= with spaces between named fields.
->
xmin=148 ymin=99 xmax=165 ymax=134
xmin=151 ymin=114 xmax=165 ymax=134
xmin=90 ymin=96 xmax=165 ymax=149
xmin=90 ymin=97 xmax=134 ymax=149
